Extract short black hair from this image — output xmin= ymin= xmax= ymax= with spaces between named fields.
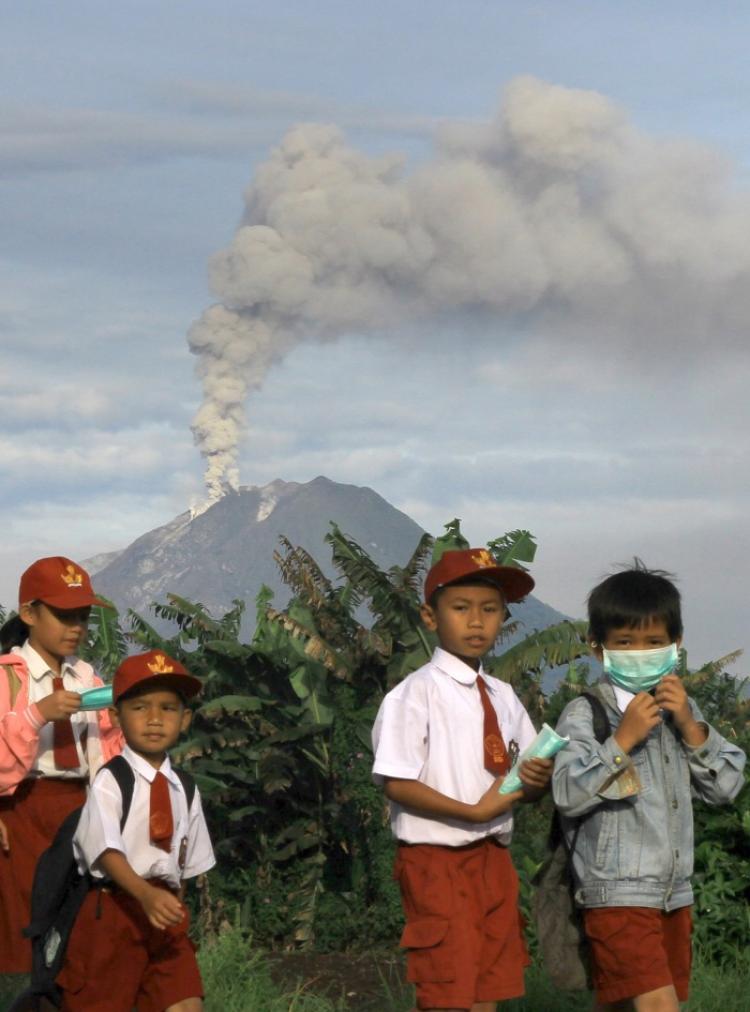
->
xmin=427 ymin=576 xmax=510 ymax=619
xmin=587 ymin=558 xmax=682 ymax=644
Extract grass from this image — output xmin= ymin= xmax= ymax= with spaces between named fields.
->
xmin=2 ymin=934 xmax=748 ymax=1011
xmin=200 ymin=930 xmax=750 ymax=1011
xmin=0 ymin=975 xmax=28 ymax=1012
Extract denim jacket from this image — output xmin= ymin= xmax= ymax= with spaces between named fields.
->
xmin=552 ymin=681 xmax=746 ymax=911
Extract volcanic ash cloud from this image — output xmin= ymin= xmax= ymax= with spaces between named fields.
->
xmin=188 ymin=75 xmax=750 ymax=499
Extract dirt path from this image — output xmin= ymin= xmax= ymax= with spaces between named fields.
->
xmin=267 ymin=950 xmax=408 ymax=1009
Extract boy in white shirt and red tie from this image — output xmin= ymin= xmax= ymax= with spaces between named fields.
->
xmin=372 ymin=549 xmax=554 ymax=1012
xmin=57 ymin=650 xmax=215 ymax=1012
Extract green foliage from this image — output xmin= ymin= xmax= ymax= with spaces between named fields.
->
xmin=199 ymin=923 xmax=350 ymax=1011
xmin=431 ymin=518 xmax=537 ymax=571
xmin=78 ymin=595 xmax=128 ymax=678
xmin=431 ymin=517 xmax=469 ymax=562
xmin=487 ymin=529 xmax=537 ymax=569
xmin=682 ymin=662 xmax=750 ymax=962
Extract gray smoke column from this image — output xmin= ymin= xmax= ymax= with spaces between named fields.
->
xmin=188 ymin=75 xmax=750 ymax=499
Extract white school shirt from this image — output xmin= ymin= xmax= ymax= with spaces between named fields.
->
xmin=372 ymin=647 xmax=537 ymax=846
xmin=73 ymin=745 xmax=216 ymax=888
xmin=13 ymin=641 xmax=96 ymax=778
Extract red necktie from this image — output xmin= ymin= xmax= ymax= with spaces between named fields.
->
xmin=150 ymin=772 xmax=174 ymax=852
xmin=52 ymin=675 xmax=79 ymax=770
xmin=476 ymin=676 xmax=510 ymax=775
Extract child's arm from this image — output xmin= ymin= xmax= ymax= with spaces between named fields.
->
xmin=385 ymin=776 xmax=523 ymax=823
xmin=1 ymin=661 xmax=82 ymax=792
xmin=0 ymin=816 xmax=8 ymax=852
xmin=552 ymin=697 xmax=642 ymax=818
xmin=96 ymin=849 xmax=186 ymax=930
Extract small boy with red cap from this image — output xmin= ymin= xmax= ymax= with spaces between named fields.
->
xmin=372 ymin=548 xmax=553 ymax=1012
xmin=57 ymin=650 xmax=215 ymax=1012
xmin=0 ymin=555 xmax=123 ymax=973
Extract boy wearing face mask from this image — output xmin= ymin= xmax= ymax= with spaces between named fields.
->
xmin=551 ymin=561 xmax=746 ymax=1012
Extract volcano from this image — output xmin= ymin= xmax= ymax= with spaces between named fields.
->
xmin=87 ymin=476 xmax=568 ymax=640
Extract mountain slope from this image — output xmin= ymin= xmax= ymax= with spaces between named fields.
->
xmin=90 ymin=476 xmax=570 ymax=642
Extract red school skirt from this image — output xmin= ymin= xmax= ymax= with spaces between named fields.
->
xmin=0 ymin=777 xmax=87 ymax=972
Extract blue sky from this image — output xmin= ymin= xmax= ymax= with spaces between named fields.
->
xmin=2 ymin=1 xmax=749 ymax=669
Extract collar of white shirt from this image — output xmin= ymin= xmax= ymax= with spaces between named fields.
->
xmin=14 ymin=641 xmax=83 ymax=684
xmin=121 ymin=743 xmax=182 ymax=789
xmin=432 ymin=646 xmax=499 ymax=692
xmin=606 ymin=677 xmax=635 ymax=713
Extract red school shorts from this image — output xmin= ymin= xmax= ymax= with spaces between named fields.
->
xmin=395 ymin=839 xmax=529 ymax=1010
xmin=57 ymin=882 xmax=203 ymax=1012
xmin=0 ymin=777 xmax=87 ymax=973
xmin=584 ymin=905 xmax=693 ymax=1005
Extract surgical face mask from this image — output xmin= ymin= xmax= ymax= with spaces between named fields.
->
xmin=601 ymin=642 xmax=679 ymax=693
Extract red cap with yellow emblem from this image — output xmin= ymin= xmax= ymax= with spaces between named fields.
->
xmin=113 ymin=650 xmax=202 ymax=703
xmin=424 ymin=548 xmax=534 ymax=604
xmin=19 ymin=556 xmax=109 ymax=610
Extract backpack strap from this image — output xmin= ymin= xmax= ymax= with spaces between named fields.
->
xmin=101 ymin=755 xmax=136 ymax=830
xmin=101 ymin=755 xmax=195 ymax=825
xmin=2 ymin=662 xmax=23 ymax=709
xmin=580 ymin=688 xmax=612 ymax=745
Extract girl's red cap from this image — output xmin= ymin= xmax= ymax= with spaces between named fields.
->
xmin=113 ymin=650 xmax=202 ymax=703
xmin=19 ymin=556 xmax=109 ymax=610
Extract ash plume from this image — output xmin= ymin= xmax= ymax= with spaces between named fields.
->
xmin=189 ymin=75 xmax=750 ymax=499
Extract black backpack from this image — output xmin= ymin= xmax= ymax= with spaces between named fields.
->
xmin=531 ymin=689 xmax=611 ymax=992
xmin=13 ymin=755 xmax=195 ymax=1011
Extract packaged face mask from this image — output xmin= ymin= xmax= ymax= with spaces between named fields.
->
xmin=602 ymin=642 xmax=679 ymax=693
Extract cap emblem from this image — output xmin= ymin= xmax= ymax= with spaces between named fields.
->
xmin=61 ymin=564 xmax=84 ymax=588
xmin=471 ymin=550 xmax=495 ymax=569
xmin=147 ymin=654 xmax=176 ymax=674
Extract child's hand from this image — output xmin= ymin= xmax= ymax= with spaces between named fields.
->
xmin=472 ymin=777 xmax=523 ymax=823
xmin=139 ymin=884 xmax=187 ymax=931
xmin=519 ymin=757 xmax=554 ymax=794
xmin=36 ymin=689 xmax=82 ymax=723
xmin=654 ymin=675 xmax=707 ymax=746
xmin=0 ymin=817 xmax=9 ymax=853
xmin=653 ymin=675 xmax=691 ymax=727
xmin=615 ymin=692 xmax=661 ymax=753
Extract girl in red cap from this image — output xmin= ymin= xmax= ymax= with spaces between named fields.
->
xmin=0 ymin=556 xmax=124 ymax=973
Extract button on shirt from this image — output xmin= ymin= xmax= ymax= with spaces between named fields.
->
xmin=13 ymin=642 xmax=91 ymax=778
xmin=74 ymin=745 xmax=216 ymax=888
xmin=372 ymin=647 xmax=537 ymax=846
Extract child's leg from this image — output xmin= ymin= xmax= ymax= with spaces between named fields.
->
xmin=165 ymin=999 xmax=202 ymax=1012
xmin=594 ymin=983 xmax=680 ymax=1011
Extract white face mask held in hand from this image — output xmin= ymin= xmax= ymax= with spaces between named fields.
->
xmin=601 ymin=643 xmax=679 ymax=693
